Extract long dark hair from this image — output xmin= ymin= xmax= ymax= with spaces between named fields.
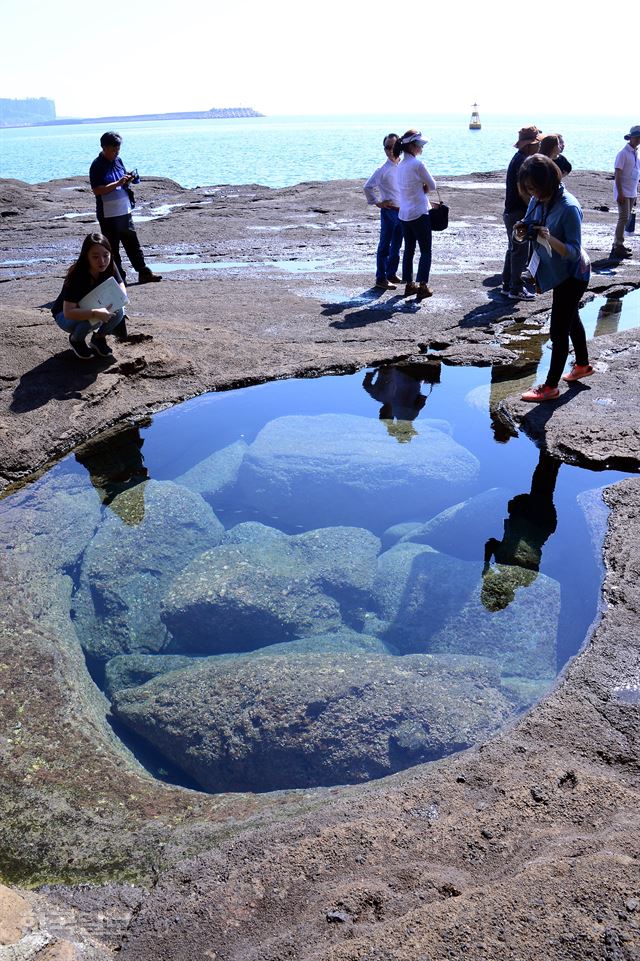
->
xmin=66 ymin=233 xmax=115 ymax=281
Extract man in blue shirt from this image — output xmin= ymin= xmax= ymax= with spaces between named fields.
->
xmin=89 ymin=131 xmax=162 ymax=286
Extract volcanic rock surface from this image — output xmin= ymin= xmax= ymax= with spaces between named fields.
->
xmin=1 ymin=170 xmax=639 ymax=959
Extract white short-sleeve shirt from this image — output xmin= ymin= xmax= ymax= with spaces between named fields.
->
xmin=614 ymin=143 xmax=640 ymax=200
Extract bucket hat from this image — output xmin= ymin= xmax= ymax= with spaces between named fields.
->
xmin=514 ymin=126 xmax=543 ymax=148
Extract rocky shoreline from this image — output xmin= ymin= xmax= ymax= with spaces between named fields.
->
xmin=0 ymin=171 xmax=639 ymax=959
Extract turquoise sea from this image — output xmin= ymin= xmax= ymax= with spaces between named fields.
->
xmin=0 ymin=112 xmax=627 ymax=189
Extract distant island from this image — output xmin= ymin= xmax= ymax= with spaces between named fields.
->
xmin=0 ymin=98 xmax=263 ymax=128
xmin=0 ymin=97 xmax=56 ymax=126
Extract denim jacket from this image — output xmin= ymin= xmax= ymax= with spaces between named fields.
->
xmin=520 ymin=185 xmax=590 ymax=293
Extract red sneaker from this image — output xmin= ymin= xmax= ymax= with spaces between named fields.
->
xmin=521 ymin=384 xmax=560 ymax=403
xmin=562 ymin=364 xmax=594 ymax=383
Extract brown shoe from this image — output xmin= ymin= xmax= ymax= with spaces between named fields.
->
xmin=404 ymin=282 xmax=419 ymax=297
xmin=138 ymin=269 xmax=163 ymax=283
xmin=375 ymin=279 xmax=397 ymax=290
xmin=416 ymin=284 xmax=433 ymax=301
xmin=388 ymin=275 xmax=402 ymax=284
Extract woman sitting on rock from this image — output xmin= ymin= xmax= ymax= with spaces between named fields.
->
xmin=393 ymin=129 xmax=437 ymax=301
xmin=51 ymin=232 xmax=127 ymax=359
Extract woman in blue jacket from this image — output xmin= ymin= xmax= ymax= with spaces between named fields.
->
xmin=514 ymin=155 xmax=592 ymax=402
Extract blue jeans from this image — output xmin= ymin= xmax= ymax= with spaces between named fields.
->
xmin=502 ymin=209 xmax=529 ymax=293
xmin=54 ymin=307 xmax=125 ymax=343
xmin=376 ymin=208 xmax=403 ymax=281
xmin=401 ymin=214 xmax=432 ymax=284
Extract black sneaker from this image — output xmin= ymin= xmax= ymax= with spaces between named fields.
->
xmin=69 ymin=335 xmax=94 ymax=360
xmin=611 ymin=245 xmax=632 ymax=259
xmin=90 ymin=333 xmax=113 ymax=357
xmin=138 ymin=269 xmax=162 ymax=284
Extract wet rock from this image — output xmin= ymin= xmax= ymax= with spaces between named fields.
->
xmin=231 ymin=413 xmax=480 ymax=530
xmin=104 ymin=653 xmax=200 ymax=697
xmin=104 ymin=628 xmax=389 ymax=696
xmin=398 ymin=487 xmax=512 ymax=561
xmin=0 ymin=471 xmax=100 ymax=572
xmin=577 ymin=486 xmax=609 ymax=573
xmin=373 ymin=543 xmax=559 ymax=679
xmin=72 ymin=480 xmax=224 ymax=661
xmin=175 ymin=439 xmax=248 ymax=499
xmin=112 ymin=650 xmax=512 ymax=792
xmin=0 ymin=883 xmax=34 ymax=945
xmin=162 ymin=523 xmax=380 ymax=654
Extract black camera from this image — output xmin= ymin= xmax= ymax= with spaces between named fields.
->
xmin=525 ymin=224 xmax=540 ymax=241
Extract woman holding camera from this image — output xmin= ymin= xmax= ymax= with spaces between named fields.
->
xmin=393 ymin=129 xmax=437 ymax=301
xmin=515 ymin=155 xmax=592 ymax=402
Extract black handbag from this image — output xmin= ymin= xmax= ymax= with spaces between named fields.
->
xmin=429 ymin=190 xmax=449 ymax=231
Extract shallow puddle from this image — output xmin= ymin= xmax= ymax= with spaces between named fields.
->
xmin=3 ymin=336 xmax=636 ymax=795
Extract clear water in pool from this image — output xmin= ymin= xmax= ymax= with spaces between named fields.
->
xmin=1 ymin=325 xmax=636 ymax=793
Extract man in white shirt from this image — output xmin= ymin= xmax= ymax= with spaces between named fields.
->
xmin=363 ymin=134 xmax=403 ymax=290
xmin=611 ymin=124 xmax=640 ymax=259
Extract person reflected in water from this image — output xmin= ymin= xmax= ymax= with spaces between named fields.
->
xmin=594 ymin=296 xmax=623 ymax=338
xmin=362 ymin=363 xmax=440 ymax=443
xmin=75 ymin=422 xmax=150 ymax=527
xmin=482 ymin=450 xmax=561 ymax=611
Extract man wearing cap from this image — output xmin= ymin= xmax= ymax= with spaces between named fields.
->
xmin=611 ymin=125 xmax=640 ymax=260
xmin=363 ymin=133 xmax=403 ymax=290
xmin=89 ymin=132 xmax=162 ymax=286
xmin=502 ymin=125 xmax=543 ymax=300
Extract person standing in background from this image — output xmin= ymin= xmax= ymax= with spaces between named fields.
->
xmin=90 ymin=131 xmax=162 ymax=287
xmin=394 ymin=130 xmax=437 ymax=301
xmin=363 ymin=134 xmax=403 ymax=290
xmin=611 ymin=124 xmax=640 ymax=260
xmin=539 ymin=134 xmax=572 ymax=179
xmin=502 ymin=125 xmax=543 ymax=300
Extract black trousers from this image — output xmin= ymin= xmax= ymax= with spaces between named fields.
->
xmin=99 ymin=213 xmax=147 ymax=279
xmin=546 ymin=276 xmax=589 ymax=387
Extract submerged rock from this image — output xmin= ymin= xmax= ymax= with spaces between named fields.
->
xmin=73 ymin=480 xmax=224 ymax=661
xmin=104 ymin=628 xmax=389 ymax=696
xmin=162 ymin=523 xmax=380 ymax=654
xmin=104 ymin=653 xmax=200 ymax=697
xmin=230 ymin=413 xmax=480 ymax=530
xmin=175 ymin=439 xmax=248 ymax=499
xmin=111 ymin=650 xmax=513 ymax=792
xmin=0 ymin=470 xmax=100 ymax=572
xmin=398 ymin=487 xmax=512 ymax=561
xmin=373 ymin=543 xmax=559 ymax=679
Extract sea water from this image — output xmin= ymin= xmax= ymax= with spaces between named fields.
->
xmin=0 ymin=112 xmax=628 ymax=189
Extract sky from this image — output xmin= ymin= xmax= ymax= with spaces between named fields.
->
xmin=3 ymin=0 xmax=638 ymax=120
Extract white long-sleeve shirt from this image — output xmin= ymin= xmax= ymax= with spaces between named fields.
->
xmin=363 ymin=159 xmax=401 ymax=208
xmin=396 ymin=154 xmax=437 ymax=221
